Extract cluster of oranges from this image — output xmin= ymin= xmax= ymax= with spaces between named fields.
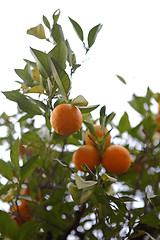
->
xmin=10 ymin=187 xmax=41 ymax=227
xmin=73 ymin=124 xmax=131 ymax=175
xmin=50 ymin=104 xmax=131 ymax=175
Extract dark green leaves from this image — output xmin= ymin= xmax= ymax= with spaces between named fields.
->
xmin=69 ymin=17 xmax=102 ymax=52
xmin=0 ymin=211 xmax=20 ymax=240
xmin=68 ymin=17 xmax=84 ymax=42
xmin=88 ymin=24 xmax=102 ymax=48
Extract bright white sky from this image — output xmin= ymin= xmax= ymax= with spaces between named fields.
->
xmin=0 ymin=0 xmax=160 ymax=124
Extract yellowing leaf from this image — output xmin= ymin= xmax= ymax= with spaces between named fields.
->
xmin=101 ymin=173 xmax=117 ymax=183
xmin=27 ymin=85 xmax=44 ymax=94
xmin=32 ymin=69 xmax=40 ymax=81
xmin=27 ymin=24 xmax=46 ymax=39
xmin=1 ymin=188 xmax=13 ymax=202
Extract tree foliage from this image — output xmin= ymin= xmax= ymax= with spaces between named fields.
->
xmin=0 ymin=10 xmax=160 ymax=240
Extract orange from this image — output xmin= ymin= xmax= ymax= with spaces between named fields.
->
xmin=102 ymin=145 xmax=131 ymax=175
xmin=73 ymin=145 xmax=100 ymax=172
xmin=50 ymin=104 xmax=83 ymax=135
xmin=85 ymin=124 xmax=111 ymax=148
xmin=10 ymin=204 xmax=32 ymax=227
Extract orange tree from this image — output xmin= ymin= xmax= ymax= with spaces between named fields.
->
xmin=0 ymin=9 xmax=160 ymax=240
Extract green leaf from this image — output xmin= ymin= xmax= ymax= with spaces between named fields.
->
xmin=19 ymin=221 xmax=39 ymax=240
xmin=65 ymin=39 xmax=74 ymax=66
xmin=117 ymin=112 xmax=131 ymax=134
xmin=128 ymin=94 xmax=146 ymax=115
xmin=51 ymin=23 xmax=64 ymax=43
xmin=140 ymin=213 xmax=160 ymax=229
xmin=27 ymin=24 xmax=46 ymax=39
xmin=48 ymin=41 xmax=67 ymax=69
xmin=52 ymin=9 xmax=60 ymax=24
xmin=68 ymin=17 xmax=84 ymax=42
xmin=100 ymin=105 xmax=106 ymax=118
xmin=0 ymin=183 xmax=14 ymax=196
xmin=50 ymin=59 xmax=70 ymax=101
xmin=10 ymin=138 xmax=19 ymax=170
xmin=15 ymin=68 xmax=33 ymax=86
xmin=71 ymin=95 xmax=88 ymax=106
xmin=116 ymin=75 xmax=127 ymax=84
xmin=20 ymin=155 xmax=39 ymax=183
xmin=22 ymin=131 xmax=42 ymax=146
xmin=23 ymin=59 xmax=37 ymax=69
xmin=0 ymin=210 xmax=20 ymax=240
xmin=0 ymin=159 xmax=13 ymax=181
xmin=2 ymin=90 xmax=42 ymax=115
xmin=83 ymin=121 xmax=96 ymax=137
xmin=69 ymin=183 xmax=95 ymax=204
xmin=88 ymin=24 xmax=102 ymax=48
xmin=43 ymin=15 xmax=50 ymax=29
xmin=30 ymin=47 xmax=51 ymax=78
xmin=79 ymin=104 xmax=99 ymax=114
xmin=75 ymin=173 xmax=97 ymax=189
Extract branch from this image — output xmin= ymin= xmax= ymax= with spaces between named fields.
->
xmin=57 ymin=203 xmax=86 ymax=240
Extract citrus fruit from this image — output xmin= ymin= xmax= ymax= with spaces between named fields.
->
xmin=10 ymin=204 xmax=32 ymax=227
xmin=85 ymin=124 xmax=111 ymax=148
xmin=102 ymin=145 xmax=131 ymax=174
xmin=50 ymin=104 xmax=83 ymax=135
xmin=73 ymin=145 xmax=100 ymax=172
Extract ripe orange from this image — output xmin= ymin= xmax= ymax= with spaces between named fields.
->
xmin=73 ymin=145 xmax=100 ymax=172
xmin=102 ymin=145 xmax=131 ymax=175
xmin=10 ymin=204 xmax=32 ymax=227
xmin=85 ymin=125 xmax=111 ymax=148
xmin=50 ymin=104 xmax=83 ymax=135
